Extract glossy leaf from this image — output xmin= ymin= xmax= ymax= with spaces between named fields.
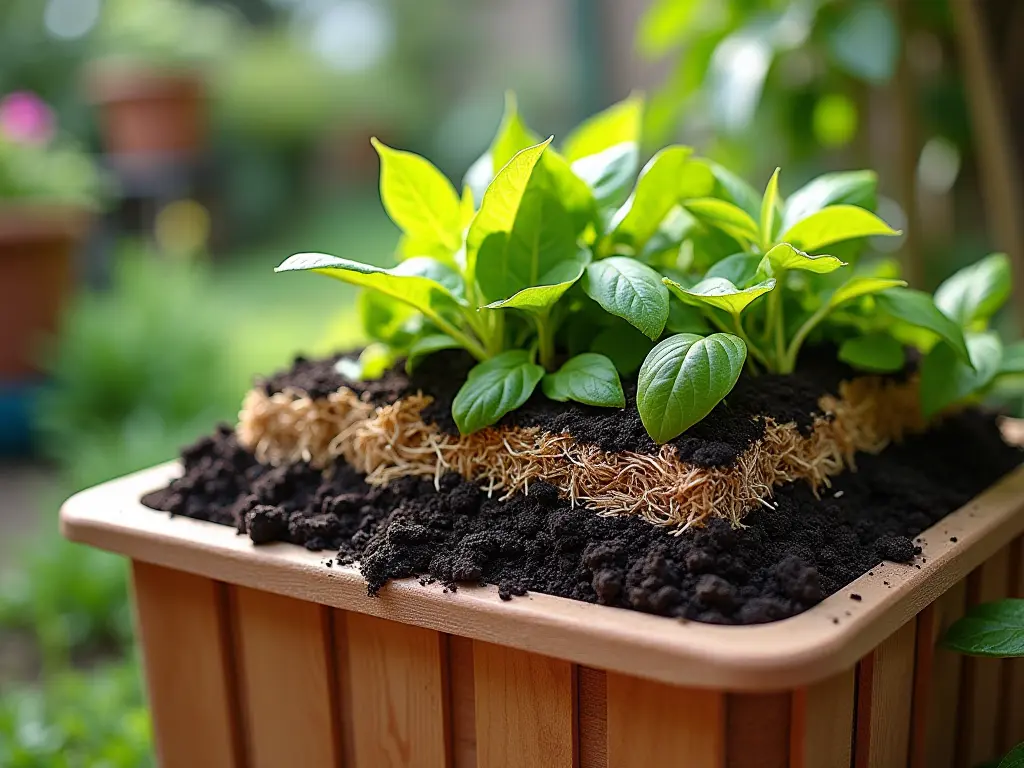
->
xmin=452 ymin=351 xmax=544 ymax=434
xmin=683 ymin=198 xmax=761 ymax=246
xmin=1000 ymin=341 xmax=1024 ymax=376
xmin=876 ymin=288 xmax=972 ymax=364
xmin=571 ymin=143 xmax=639 ymax=210
xmin=781 ymin=204 xmax=899 ymax=252
xmin=838 ymin=334 xmax=905 ymax=373
xmin=920 ymin=331 xmax=1002 ymax=418
xmin=942 ymin=599 xmax=1024 ymax=657
xmin=997 ymin=743 xmax=1024 ymax=768
xmin=405 ymin=334 xmax=462 ymax=374
xmin=562 ymin=93 xmax=644 ymax=161
xmin=637 ymin=333 xmax=747 ymax=443
xmin=706 ymin=252 xmax=761 ymax=287
xmin=359 ymin=290 xmax=419 ymax=347
xmin=664 ymin=276 xmax=775 ymax=316
xmin=760 ymin=167 xmax=780 ymax=247
xmin=933 ymin=253 xmax=1011 ymax=330
xmin=481 ymin=258 xmax=586 ymax=314
xmin=542 ymin=353 xmax=625 ymax=407
xmin=371 ymin=138 xmax=461 ymax=252
xmin=828 ymin=276 xmax=906 ymax=308
xmin=760 ymin=242 xmax=847 ymax=275
xmin=583 ymin=257 xmax=670 ymax=340
xmin=707 ymin=161 xmax=762 ymax=219
xmin=490 ymin=92 xmax=539 ymax=170
xmin=781 ymin=170 xmax=877 ymax=232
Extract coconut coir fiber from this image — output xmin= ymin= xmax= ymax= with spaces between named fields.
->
xmin=143 ymin=408 xmax=1019 ymax=625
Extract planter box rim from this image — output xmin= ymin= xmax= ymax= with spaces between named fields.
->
xmin=61 ymin=460 xmax=1024 ymax=691
xmin=0 ymin=205 xmax=92 ymax=243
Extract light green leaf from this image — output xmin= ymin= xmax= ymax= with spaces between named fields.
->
xmin=542 ymin=353 xmax=625 ymax=407
xmin=452 ymin=351 xmax=544 ymax=434
xmin=760 ymin=167 xmax=780 ymax=248
xmin=781 ymin=204 xmax=899 ymax=252
xmin=636 ymin=0 xmax=699 ymax=57
xmin=934 ymin=253 xmax=1011 ymax=330
xmin=664 ymin=276 xmax=775 ymax=316
xmin=359 ymin=290 xmax=420 ymax=347
xmin=357 ymin=343 xmax=396 ymax=380
xmin=491 ymin=92 xmax=540 ymax=170
xmin=781 ymin=170 xmax=877 ymax=232
xmin=828 ymin=276 xmax=906 ymax=308
xmin=706 ymin=252 xmax=761 ymax=287
xmin=760 ymin=242 xmax=847 ymax=275
xmin=466 ymin=138 xmax=552 ymax=284
xmin=1000 ymin=341 xmax=1024 ymax=376
xmin=683 ymin=198 xmax=761 ymax=247
xmin=571 ymin=143 xmax=639 ymax=210
xmin=591 ymin=321 xmax=654 ymax=376
xmin=583 ymin=257 xmax=669 ymax=340
xmin=876 ymin=288 xmax=972 ymax=364
xmin=942 ymin=598 xmax=1024 ymax=657
xmin=707 ymin=161 xmax=762 ymax=219
xmin=563 ymin=93 xmax=644 ymax=161
xmin=463 ymin=151 xmax=492 ymax=207
xmin=371 ymin=138 xmax=461 ymax=252
xmin=838 ymin=334 xmax=905 ymax=373
xmin=637 ymin=333 xmax=747 ymax=443
xmin=481 ymin=258 xmax=585 ymax=314
xmin=405 ymin=334 xmax=462 ymax=374
xmin=920 ymin=331 xmax=1002 ymax=418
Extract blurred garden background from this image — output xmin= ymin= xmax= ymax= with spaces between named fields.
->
xmin=1 ymin=0 xmax=1023 ymax=762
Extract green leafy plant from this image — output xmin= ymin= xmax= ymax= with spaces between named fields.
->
xmin=277 ymin=93 xmax=1020 ymax=444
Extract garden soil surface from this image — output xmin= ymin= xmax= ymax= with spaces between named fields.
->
xmin=144 ymin=353 xmax=1021 ymax=625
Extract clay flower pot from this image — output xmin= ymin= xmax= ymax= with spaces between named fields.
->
xmin=85 ymin=62 xmax=208 ymax=157
xmin=0 ymin=206 xmax=89 ymax=379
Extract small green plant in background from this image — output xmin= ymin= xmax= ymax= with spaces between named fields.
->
xmin=278 ymin=93 xmax=1023 ymax=444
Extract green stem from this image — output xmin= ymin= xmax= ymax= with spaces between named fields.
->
xmin=731 ymin=313 xmax=772 ymax=371
xmin=534 ymin=312 xmax=557 ymax=371
xmin=765 ymin=268 xmax=786 ymax=370
xmin=428 ymin=311 xmax=489 ymax=362
xmin=782 ymin=305 xmax=830 ymax=374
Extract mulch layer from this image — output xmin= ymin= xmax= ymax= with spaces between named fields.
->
xmin=143 ymin=398 xmax=1020 ymax=625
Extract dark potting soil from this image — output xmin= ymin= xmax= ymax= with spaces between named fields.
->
xmin=142 ymin=409 xmax=1020 ymax=625
xmin=258 ymin=347 xmax=865 ymax=468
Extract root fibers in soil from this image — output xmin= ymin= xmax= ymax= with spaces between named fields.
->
xmin=143 ymin=410 xmax=1020 ymax=625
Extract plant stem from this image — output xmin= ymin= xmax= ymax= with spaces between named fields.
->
xmin=533 ymin=312 xmax=557 ymax=371
xmin=731 ymin=313 xmax=772 ymax=370
xmin=429 ymin=311 xmax=489 ymax=362
xmin=782 ymin=305 xmax=830 ymax=373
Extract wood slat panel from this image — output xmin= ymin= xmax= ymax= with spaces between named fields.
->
xmin=449 ymin=635 xmax=476 ymax=768
xmin=959 ymin=547 xmax=1011 ymax=767
xmin=726 ymin=692 xmax=790 ymax=768
xmin=1001 ymin=536 xmax=1024 ymax=752
xmin=607 ymin=674 xmax=724 ymax=768
xmin=910 ymin=580 xmax=966 ymax=768
xmin=132 ymin=562 xmax=244 ymax=768
xmin=790 ymin=667 xmax=856 ymax=768
xmin=345 ymin=612 xmax=450 ymax=768
xmin=473 ymin=642 xmax=576 ymax=768
xmin=578 ymin=667 xmax=607 ymax=768
xmin=231 ymin=586 xmax=339 ymax=768
xmin=855 ymin=619 xmax=916 ymax=768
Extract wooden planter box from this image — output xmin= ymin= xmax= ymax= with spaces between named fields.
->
xmin=61 ymin=461 xmax=1024 ymax=768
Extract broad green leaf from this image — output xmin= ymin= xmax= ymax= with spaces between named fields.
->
xmin=838 ymin=334 xmax=905 ymax=373
xmin=460 ymin=184 xmax=475 ymax=228
xmin=664 ymin=276 xmax=775 ymax=316
xmin=683 ymin=198 xmax=761 ymax=247
xmin=405 ymin=334 xmax=462 ymax=374
xmin=781 ymin=204 xmax=899 ymax=252
xmin=276 ymin=254 xmax=466 ymax=330
xmin=371 ymin=138 xmax=461 ymax=252
xmin=357 ymin=343 xmax=395 ymax=380
xmin=463 ymin=151 xmax=492 ymax=206
xmin=452 ymin=351 xmax=544 ymax=434
xmin=920 ymin=331 xmax=1002 ymax=418
xmin=466 ymin=139 xmax=551 ymax=284
xmin=666 ymin=300 xmax=712 ymax=334
xmin=591 ymin=321 xmax=653 ymax=376
xmin=942 ymin=598 xmax=1024 ymax=657
xmin=563 ymin=93 xmax=644 ymax=161
xmin=760 ymin=242 xmax=846 ymax=275
xmin=828 ymin=276 xmax=906 ymax=308
xmin=1000 ymin=341 xmax=1024 ymax=376
xmin=481 ymin=258 xmax=585 ymax=314
xmin=359 ymin=290 xmax=420 ymax=347
xmin=998 ymin=743 xmax=1024 ymax=768
xmin=760 ymin=167 xmax=780 ymax=248
xmin=876 ymin=288 xmax=972 ymax=364
xmin=571 ymin=143 xmax=639 ymax=210
xmin=609 ymin=146 xmax=712 ymax=251
xmin=476 ymin=187 xmax=577 ymax=302
xmin=706 ymin=252 xmax=761 ymax=287
xmin=637 ymin=333 xmax=747 ymax=443
xmin=491 ymin=92 xmax=540 ymax=170
xmin=396 ymin=232 xmax=458 ymax=265
xmin=781 ymin=170 xmax=877 ymax=232
xmin=707 ymin=161 xmax=762 ymax=219
xmin=583 ymin=257 xmax=669 ymax=340
xmin=934 ymin=252 xmax=1011 ymax=330
xmin=542 ymin=353 xmax=625 ymax=407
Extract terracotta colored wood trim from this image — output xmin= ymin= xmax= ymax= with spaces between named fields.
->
xmin=959 ymin=547 xmax=1011 ymax=767
xmin=448 ymin=634 xmax=476 ymax=768
xmin=344 ymin=613 xmax=450 ymax=767
xmin=910 ymin=580 xmax=966 ymax=768
xmin=790 ymin=668 xmax=856 ymax=768
xmin=578 ymin=667 xmax=607 ymax=768
xmin=725 ymin=691 xmax=791 ymax=767
xmin=63 ymin=463 xmax=1024 ymax=690
xmin=473 ymin=642 xmax=577 ymax=767
xmin=230 ymin=586 xmax=340 ymax=768
xmin=131 ymin=562 xmax=245 ymax=768
xmin=855 ymin=620 xmax=917 ymax=768
xmin=607 ymin=674 xmax=724 ymax=768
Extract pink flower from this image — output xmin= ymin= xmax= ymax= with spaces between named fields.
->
xmin=0 ymin=92 xmax=55 ymax=145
